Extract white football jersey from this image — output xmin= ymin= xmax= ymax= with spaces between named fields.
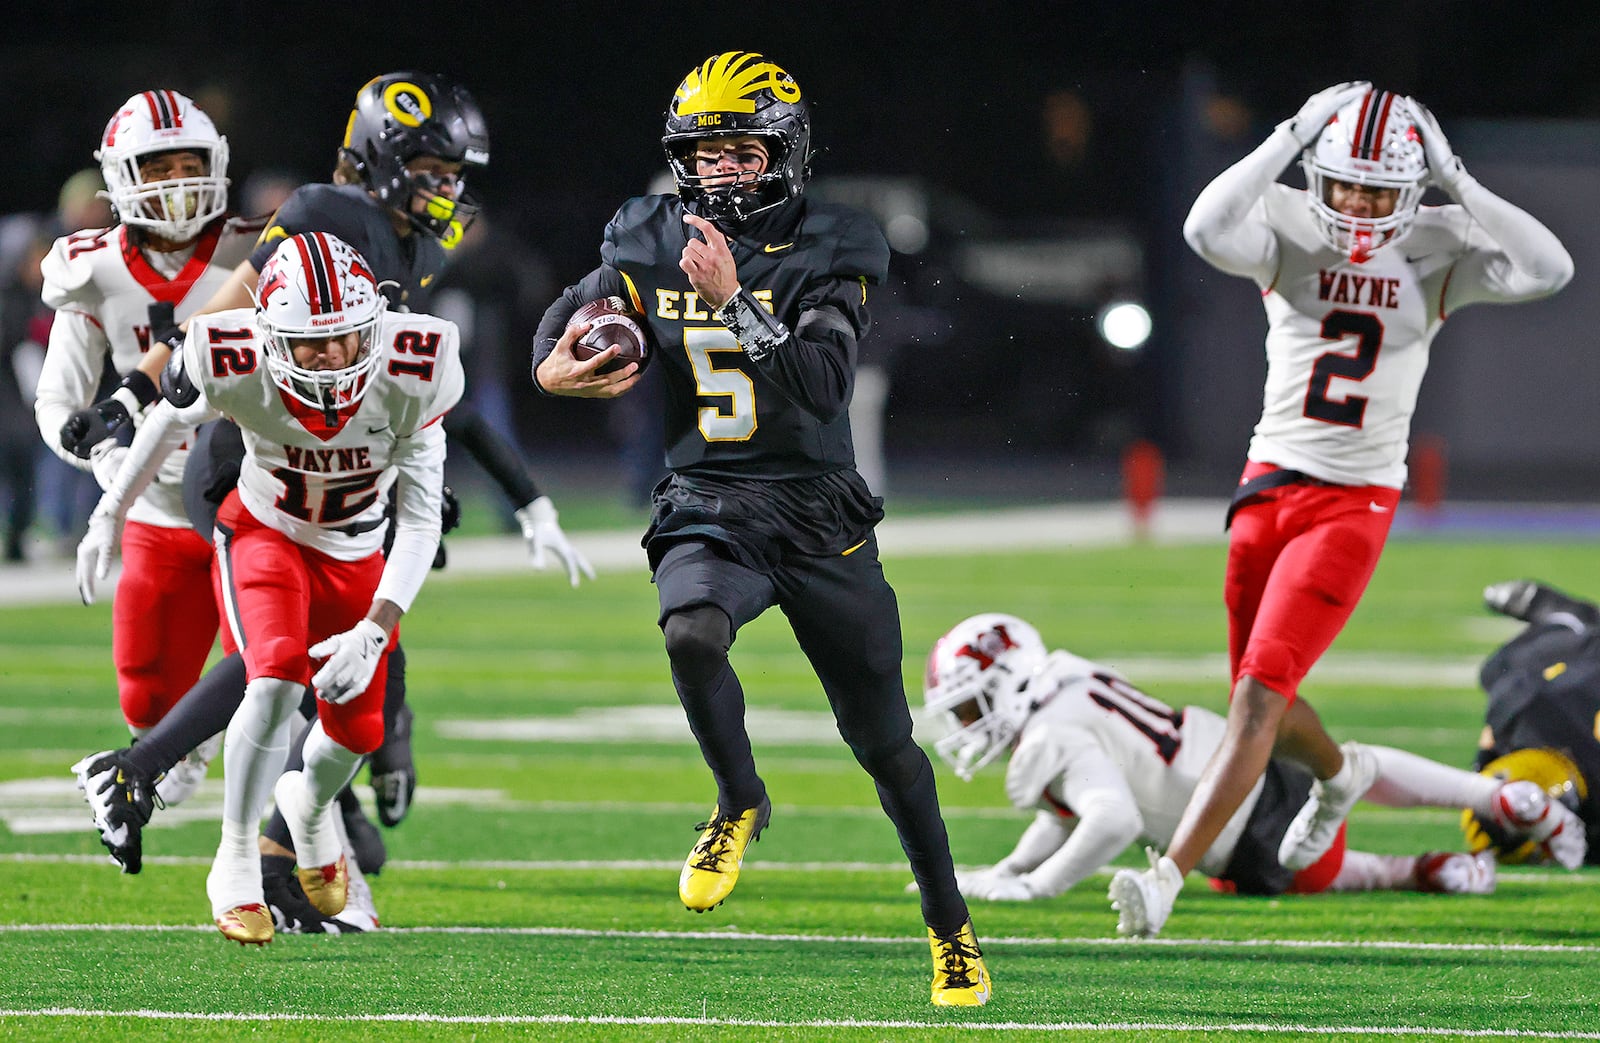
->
xmin=1246 ymin=186 xmax=1474 ymax=487
xmin=37 ymin=217 xmax=261 ymax=527
xmin=1005 ymin=652 xmax=1260 ymax=877
xmin=174 ymin=308 xmax=464 ymax=561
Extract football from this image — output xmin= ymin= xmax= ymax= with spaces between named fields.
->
xmin=567 ymin=297 xmax=650 ymax=375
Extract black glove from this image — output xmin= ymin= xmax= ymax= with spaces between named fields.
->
xmin=147 ymin=301 xmax=184 ymax=353
xmin=60 ymin=399 xmax=131 ymax=460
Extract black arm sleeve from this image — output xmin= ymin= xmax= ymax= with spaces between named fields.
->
xmin=441 ymin=402 xmax=540 ymax=507
xmin=529 ymin=264 xmax=628 ymax=393
xmin=731 ymin=274 xmax=867 ymax=423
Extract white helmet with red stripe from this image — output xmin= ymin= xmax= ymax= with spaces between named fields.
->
xmin=1300 ymin=88 xmax=1427 ymax=261
xmin=923 ymin=613 xmax=1048 ymax=780
xmin=96 ymin=90 xmax=230 ymax=241
xmin=255 ymin=232 xmax=388 ymax=413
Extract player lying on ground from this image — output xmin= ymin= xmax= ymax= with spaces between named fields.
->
xmin=920 ymin=614 xmax=1584 ymax=911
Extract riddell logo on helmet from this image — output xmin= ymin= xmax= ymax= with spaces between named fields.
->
xmin=310 ymin=315 xmax=345 ymax=327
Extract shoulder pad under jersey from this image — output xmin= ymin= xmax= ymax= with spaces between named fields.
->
xmin=803 ymin=202 xmax=890 ymax=284
xmin=39 ymin=228 xmax=117 ymax=310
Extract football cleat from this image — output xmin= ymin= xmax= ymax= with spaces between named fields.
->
xmin=1109 ymin=846 xmax=1184 ymax=938
xmin=1483 ymin=579 xmax=1600 ymax=630
xmin=208 ymin=846 xmax=271 ymax=945
xmin=1492 ymin=779 xmax=1588 ymax=869
xmin=264 ymin=872 xmax=366 ymax=935
xmin=1278 ymin=740 xmax=1379 ymax=871
xmin=369 ymin=702 xmax=416 ymax=827
xmin=214 ymin=903 xmax=274 ymax=946
xmin=71 ymin=749 xmax=157 ymax=874
xmin=1414 ymin=851 xmax=1497 ymax=894
xmin=928 ymin=919 xmax=991 ymax=1006
xmin=679 ymin=796 xmax=771 ymax=912
xmin=274 ymin=770 xmax=349 ymax=916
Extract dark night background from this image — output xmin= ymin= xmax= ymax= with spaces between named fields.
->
xmin=7 ymin=1 xmax=1599 ymax=503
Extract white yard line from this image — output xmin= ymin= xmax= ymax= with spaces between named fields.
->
xmin=0 ymin=1009 xmax=1596 ymax=1039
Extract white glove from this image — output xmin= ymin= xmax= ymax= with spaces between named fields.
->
xmin=1287 ymin=80 xmax=1372 ymax=147
xmin=75 ymin=509 xmax=121 ymax=605
xmin=89 ymin=442 xmax=129 ymax=493
xmin=514 ymin=496 xmax=594 ymax=587
xmin=957 ymin=866 xmax=1038 ymax=902
xmin=308 ymin=618 xmax=389 ymax=704
xmin=1406 ymin=96 xmax=1471 ymax=197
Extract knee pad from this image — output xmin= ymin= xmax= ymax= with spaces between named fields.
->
xmin=662 ymin=605 xmax=732 ymax=686
xmin=249 ymin=635 xmax=311 ymax=687
xmin=1238 ymin=638 xmax=1302 ymax=699
xmin=853 ymin=736 xmax=926 ymax=790
xmin=318 ymin=706 xmax=384 ymax=756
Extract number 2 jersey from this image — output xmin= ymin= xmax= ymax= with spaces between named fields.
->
xmin=162 ymin=307 xmax=464 ymax=571
xmin=37 ymin=217 xmax=262 ymax=527
xmin=1001 ymin=652 xmax=1259 ymax=880
xmin=1184 ymin=127 xmax=1571 ymax=488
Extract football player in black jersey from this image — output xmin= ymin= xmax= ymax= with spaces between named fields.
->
xmin=532 ymin=51 xmax=989 ymax=1006
xmin=69 ymin=73 xmax=589 ymax=932
xmin=1466 ymin=579 xmax=1600 ymax=865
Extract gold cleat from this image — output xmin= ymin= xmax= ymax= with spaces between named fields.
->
xmin=679 ymin=796 xmax=771 ymax=912
xmin=215 ymin=903 xmax=274 ymax=946
xmin=297 ymin=853 xmax=348 ymax=917
xmin=929 ymin=919 xmax=991 ymax=1006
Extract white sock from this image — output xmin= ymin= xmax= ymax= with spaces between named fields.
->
xmin=1328 ymin=850 xmax=1417 ymax=891
xmin=301 ymin=720 xmax=365 ymax=809
xmin=221 ymin=677 xmax=303 ymax=831
xmin=1365 ymin=745 xmax=1499 ymax=813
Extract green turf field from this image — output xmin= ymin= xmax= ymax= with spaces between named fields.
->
xmin=1 ymin=529 xmax=1596 ymax=1041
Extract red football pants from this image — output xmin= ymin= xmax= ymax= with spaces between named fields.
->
xmin=1225 ymin=462 xmax=1401 ymax=703
xmin=113 ymin=520 xmax=218 ymax=729
xmin=213 ymin=492 xmax=389 ymax=754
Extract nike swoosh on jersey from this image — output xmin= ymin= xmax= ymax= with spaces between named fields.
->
xmin=763 ymin=242 xmax=795 ymax=254
xmin=367 ymin=424 xmax=391 ymax=435
xmin=420 ymin=274 xmax=435 ymax=286
xmin=1369 ymin=501 xmax=1391 ymax=513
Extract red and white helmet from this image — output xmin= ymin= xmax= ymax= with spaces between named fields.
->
xmin=255 ymin=232 xmax=387 ymax=412
xmin=96 ymin=90 xmax=230 ymax=241
xmin=923 ymin=613 xmax=1047 ymax=780
xmin=1300 ymin=88 xmax=1426 ymax=261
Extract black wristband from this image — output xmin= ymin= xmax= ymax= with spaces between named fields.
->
xmin=121 ymin=369 xmax=160 ymax=407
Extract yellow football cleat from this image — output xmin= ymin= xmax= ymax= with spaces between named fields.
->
xmin=929 ymin=919 xmax=991 ymax=1006
xmin=297 ymin=853 xmax=349 ymax=917
xmin=215 ymin=903 xmax=274 ymax=946
xmin=679 ymin=797 xmax=771 ymax=912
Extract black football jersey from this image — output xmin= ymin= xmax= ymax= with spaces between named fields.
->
xmin=1483 ymin=623 xmax=1600 ymax=857
xmin=598 ymin=194 xmax=889 ymax=479
xmin=250 ymin=183 xmax=445 ymax=312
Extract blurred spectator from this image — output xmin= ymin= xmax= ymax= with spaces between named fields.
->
xmin=0 ymin=217 xmax=48 ymax=562
xmin=239 ymin=167 xmax=305 ymax=219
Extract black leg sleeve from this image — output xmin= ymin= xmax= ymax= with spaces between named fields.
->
xmin=663 ymin=605 xmax=765 ymax=811
xmin=126 ymin=653 xmax=248 ymax=779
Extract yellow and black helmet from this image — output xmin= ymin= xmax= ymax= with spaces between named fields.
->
xmin=1461 ymin=747 xmax=1588 ymax=863
xmin=662 ymin=52 xmax=811 ymax=225
xmin=338 ymin=72 xmax=490 ymax=245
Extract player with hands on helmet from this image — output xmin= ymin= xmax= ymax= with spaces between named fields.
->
xmin=532 ymin=51 xmax=989 ymax=1007
xmin=39 ymin=90 xmax=262 ymax=808
xmin=1112 ymin=83 xmax=1574 ymax=940
xmin=922 ymin=614 xmax=1577 ymax=919
xmin=79 ymin=231 xmax=463 ymax=945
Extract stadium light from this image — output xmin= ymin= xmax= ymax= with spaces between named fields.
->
xmin=1097 ymin=300 xmax=1151 ymax=351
